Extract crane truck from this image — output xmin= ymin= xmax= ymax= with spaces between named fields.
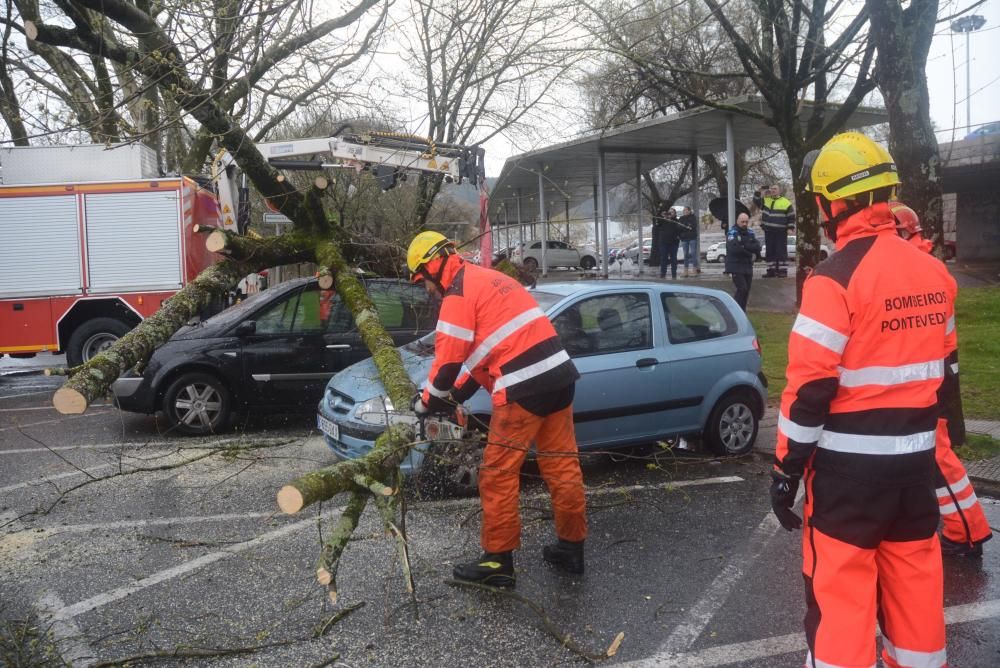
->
xmin=0 ymin=134 xmax=485 ymax=366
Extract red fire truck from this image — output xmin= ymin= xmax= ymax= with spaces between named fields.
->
xmin=0 ymin=145 xmax=221 ymax=365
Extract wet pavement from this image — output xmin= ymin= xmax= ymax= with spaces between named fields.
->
xmin=2 ymin=370 xmax=998 ymax=666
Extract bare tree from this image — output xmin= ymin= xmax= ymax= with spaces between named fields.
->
xmin=866 ymin=0 xmax=944 ymax=254
xmin=17 ymin=0 xmax=492 ymax=607
xmin=583 ymin=0 xmax=879 ymax=298
xmin=395 ymin=0 xmax=584 ymax=225
xmin=2 ymin=0 xmax=386 ymax=173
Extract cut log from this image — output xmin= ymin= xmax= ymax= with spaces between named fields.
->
xmin=314 ymin=176 xmax=329 ymax=191
xmin=277 ymin=424 xmax=413 ymax=514
xmin=205 ymin=228 xmax=316 ymax=266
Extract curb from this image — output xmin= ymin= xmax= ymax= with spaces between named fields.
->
xmin=968 ymin=475 xmax=1000 ymax=500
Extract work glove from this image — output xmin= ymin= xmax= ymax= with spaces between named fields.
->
xmin=410 ymin=392 xmax=430 ymax=416
xmin=769 ymin=470 xmax=802 ymax=531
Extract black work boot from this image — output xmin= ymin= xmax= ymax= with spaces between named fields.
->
xmin=940 ymin=534 xmax=986 ymax=558
xmin=453 ymin=551 xmax=515 ymax=587
xmin=543 ymin=539 xmax=585 ymax=574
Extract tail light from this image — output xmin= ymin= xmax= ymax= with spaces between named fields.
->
xmin=752 ymin=337 xmax=761 ymax=356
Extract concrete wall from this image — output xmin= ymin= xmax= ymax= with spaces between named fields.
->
xmin=956 ymin=189 xmax=1000 ymax=260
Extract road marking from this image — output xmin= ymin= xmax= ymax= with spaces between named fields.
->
xmin=0 ymin=390 xmax=59 ymax=400
xmin=37 ymin=476 xmax=744 ymax=621
xmin=36 ymin=592 xmax=96 ymax=667
xmin=656 ymin=484 xmax=800 ymax=654
xmin=19 ymin=511 xmax=280 ymax=535
xmin=661 ymin=512 xmax=782 ymax=653
xmin=0 ymin=465 xmax=115 ymax=493
xmin=0 ymin=437 xmax=237 ymax=455
xmin=0 ymin=404 xmax=111 ymax=412
xmin=0 ymin=411 xmax=111 ymax=432
xmin=624 ymin=599 xmax=1000 ymax=667
xmin=48 ymin=513 xmax=332 ymax=621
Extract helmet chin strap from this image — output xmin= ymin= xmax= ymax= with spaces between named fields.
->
xmin=819 ymin=191 xmax=880 ymax=242
xmin=420 ymin=252 xmax=455 ymax=294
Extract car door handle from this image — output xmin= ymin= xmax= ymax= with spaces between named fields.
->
xmin=636 ymin=358 xmax=659 ymax=368
xmin=326 ymin=344 xmax=351 ymax=350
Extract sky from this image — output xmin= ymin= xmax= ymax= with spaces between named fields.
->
xmin=480 ymin=0 xmax=1000 ymax=177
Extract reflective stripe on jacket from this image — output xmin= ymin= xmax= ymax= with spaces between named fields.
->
xmin=775 ymin=202 xmax=958 ymax=484
xmin=754 ymin=193 xmax=795 ymax=230
xmin=422 ymin=258 xmax=579 ymax=409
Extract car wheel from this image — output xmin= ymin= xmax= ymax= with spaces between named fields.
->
xmin=66 ymin=318 xmax=132 ymax=367
xmin=820 ymin=250 xmax=829 ymax=260
xmin=523 ymin=257 xmax=538 ymax=271
xmin=162 ymin=372 xmax=232 ymax=436
xmin=581 ymin=256 xmax=597 ymax=270
xmin=716 ymin=254 xmax=725 ymax=263
xmin=704 ymin=391 xmax=758 ymax=456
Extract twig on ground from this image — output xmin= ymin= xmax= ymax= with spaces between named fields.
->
xmin=313 ymin=602 xmax=366 ymax=638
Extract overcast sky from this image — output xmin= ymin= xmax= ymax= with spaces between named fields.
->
xmin=481 ymin=0 xmax=1000 ymax=177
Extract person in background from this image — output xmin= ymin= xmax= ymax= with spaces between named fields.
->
xmin=679 ymin=206 xmax=700 ymax=277
xmin=890 ymin=201 xmax=992 ymax=558
xmin=754 ymin=183 xmax=795 ymax=277
xmin=772 ymin=132 xmax=952 ymax=668
xmin=657 ymin=205 xmax=681 ymax=279
xmin=724 ymin=212 xmax=760 ymax=311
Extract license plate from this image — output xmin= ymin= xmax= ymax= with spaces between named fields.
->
xmin=317 ymin=414 xmax=339 ymax=440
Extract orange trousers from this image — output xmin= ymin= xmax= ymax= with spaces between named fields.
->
xmin=802 ymin=471 xmax=946 ymax=668
xmin=935 ymin=419 xmax=992 ymax=547
xmin=478 ymin=401 xmax=587 ymax=553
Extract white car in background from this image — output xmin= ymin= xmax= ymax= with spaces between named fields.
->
xmin=707 ymin=235 xmax=830 ymax=263
xmin=511 ymin=240 xmax=599 ymax=271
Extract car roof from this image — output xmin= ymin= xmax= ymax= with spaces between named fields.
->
xmin=531 ymin=280 xmax=735 ymax=302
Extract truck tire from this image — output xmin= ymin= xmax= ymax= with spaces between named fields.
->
xmin=162 ymin=372 xmax=233 ymax=436
xmin=66 ymin=318 xmax=132 ymax=366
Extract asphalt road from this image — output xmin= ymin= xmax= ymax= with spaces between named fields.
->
xmin=1 ymin=369 xmax=998 ymax=667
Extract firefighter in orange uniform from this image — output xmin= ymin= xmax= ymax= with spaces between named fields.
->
xmin=772 ymin=133 xmax=951 ymax=667
xmin=406 ymin=231 xmax=587 ymax=587
xmin=890 ymin=201 xmax=992 ymax=557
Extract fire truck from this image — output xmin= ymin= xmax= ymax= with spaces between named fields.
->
xmin=0 ymin=136 xmax=483 ymax=366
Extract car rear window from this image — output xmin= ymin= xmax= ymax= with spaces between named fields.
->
xmin=661 ymin=293 xmax=738 ymax=344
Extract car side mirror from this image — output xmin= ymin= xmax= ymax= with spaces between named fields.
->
xmin=235 ymin=320 xmax=256 ymax=337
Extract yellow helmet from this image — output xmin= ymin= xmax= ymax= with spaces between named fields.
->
xmin=406 ymin=231 xmax=455 ymax=281
xmin=803 ymin=132 xmax=899 ymax=201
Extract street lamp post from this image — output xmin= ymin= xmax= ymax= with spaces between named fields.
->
xmin=951 ymin=14 xmax=987 ymax=133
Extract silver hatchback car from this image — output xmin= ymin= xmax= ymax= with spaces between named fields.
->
xmin=318 ymin=281 xmax=766 ymax=488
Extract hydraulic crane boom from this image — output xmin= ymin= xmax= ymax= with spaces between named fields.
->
xmin=212 ymin=133 xmax=486 ymax=231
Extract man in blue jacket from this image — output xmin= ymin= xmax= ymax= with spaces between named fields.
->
xmin=724 ymin=212 xmax=761 ymax=311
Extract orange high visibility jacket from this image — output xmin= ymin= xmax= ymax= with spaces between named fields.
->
xmin=421 ymin=257 xmax=578 ymax=410
xmin=775 ymin=202 xmax=958 ymax=484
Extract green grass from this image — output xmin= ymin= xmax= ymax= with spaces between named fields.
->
xmin=954 ymin=433 xmax=1000 ymax=461
xmin=748 ymin=286 xmax=1000 ymax=420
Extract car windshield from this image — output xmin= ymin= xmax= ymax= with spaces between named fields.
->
xmin=404 ymin=290 xmax=565 ymax=357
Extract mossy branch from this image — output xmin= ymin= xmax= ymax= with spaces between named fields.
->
xmin=316 ymin=491 xmax=368 ymax=605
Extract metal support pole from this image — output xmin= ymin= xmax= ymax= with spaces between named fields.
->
xmin=503 ymin=201 xmax=510 ymax=253
xmin=692 ymin=152 xmax=700 ymax=270
xmin=593 ymin=182 xmax=601 ymax=271
xmin=598 ymin=151 xmax=609 ymax=279
xmin=636 ymin=159 xmax=644 ymax=276
xmin=565 ymin=199 xmax=570 ymax=243
xmin=538 ymin=167 xmax=548 ymax=277
xmin=516 ymin=190 xmax=523 ymax=246
xmin=965 ymin=31 xmax=972 ymax=131
xmin=726 ymin=115 xmax=736 ymax=231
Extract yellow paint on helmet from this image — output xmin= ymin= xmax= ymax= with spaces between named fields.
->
xmin=406 ymin=231 xmax=455 ymax=275
xmin=806 ymin=132 xmax=900 ymax=201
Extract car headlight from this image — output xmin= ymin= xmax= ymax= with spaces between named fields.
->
xmin=354 ymin=396 xmax=395 ymax=426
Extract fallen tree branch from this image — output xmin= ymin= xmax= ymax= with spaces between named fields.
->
xmin=90 ymin=639 xmax=298 ymax=667
xmin=316 ymin=491 xmax=368 ymax=605
xmin=313 ymin=602 xmax=365 ymax=638
xmin=52 ymin=259 xmax=255 ymax=414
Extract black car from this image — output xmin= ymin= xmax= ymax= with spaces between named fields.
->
xmin=113 ymin=277 xmax=439 ymax=435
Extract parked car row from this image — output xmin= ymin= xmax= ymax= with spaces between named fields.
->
xmin=112 ymin=275 xmax=768 ymax=497
xmin=509 ymin=239 xmax=599 ymax=271
xmin=705 ymin=235 xmax=830 ymax=264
